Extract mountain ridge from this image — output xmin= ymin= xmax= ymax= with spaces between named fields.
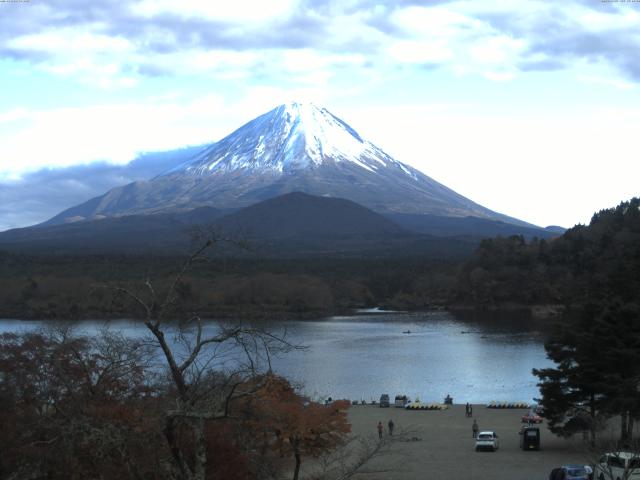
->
xmin=216 ymin=191 xmax=407 ymax=239
xmin=0 ymin=192 xmax=457 ymax=257
xmin=0 ymin=191 xmax=558 ymax=257
xmin=43 ymin=102 xmax=539 ymax=231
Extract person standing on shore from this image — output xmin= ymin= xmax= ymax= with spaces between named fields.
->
xmin=377 ymin=421 xmax=383 ymax=439
xmin=388 ymin=419 xmax=394 ymax=436
xmin=472 ymin=419 xmax=479 ymax=438
xmin=469 ymin=404 xmax=473 ymax=417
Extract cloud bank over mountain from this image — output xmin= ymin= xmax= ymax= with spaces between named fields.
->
xmin=0 ymin=145 xmax=206 ymax=231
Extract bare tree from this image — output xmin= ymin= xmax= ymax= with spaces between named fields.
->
xmin=114 ymin=239 xmax=299 ymax=480
xmin=310 ymin=429 xmax=414 ymax=480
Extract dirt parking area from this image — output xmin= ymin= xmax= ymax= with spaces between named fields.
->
xmin=345 ymin=404 xmax=592 ymax=480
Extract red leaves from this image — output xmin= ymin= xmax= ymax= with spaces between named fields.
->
xmin=243 ymin=375 xmax=351 ymax=458
xmin=0 ymin=334 xmax=352 ymax=480
xmin=0 ymin=331 xmax=162 ymax=479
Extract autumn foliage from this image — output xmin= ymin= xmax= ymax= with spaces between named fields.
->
xmin=0 ymin=331 xmax=351 ymax=480
xmin=0 ymin=330 xmax=164 ymax=479
xmin=241 ymin=376 xmax=351 ymax=480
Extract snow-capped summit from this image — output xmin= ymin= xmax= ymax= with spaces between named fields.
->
xmin=44 ymin=103 xmax=533 ymax=228
xmin=167 ymin=102 xmax=416 ymax=179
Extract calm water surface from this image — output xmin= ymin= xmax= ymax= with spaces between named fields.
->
xmin=0 ymin=311 xmax=551 ymax=404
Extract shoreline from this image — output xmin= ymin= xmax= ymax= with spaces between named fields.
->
xmin=0 ymin=303 xmax=563 ymax=322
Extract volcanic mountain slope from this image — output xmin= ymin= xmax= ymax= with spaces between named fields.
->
xmin=0 ymin=192 xmax=480 ymax=257
xmin=44 ymin=102 xmax=534 ymax=229
xmin=0 ymin=207 xmax=225 ymax=253
xmin=216 ymin=192 xmax=406 ymax=239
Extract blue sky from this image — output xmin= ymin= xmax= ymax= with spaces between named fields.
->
xmin=0 ymin=0 xmax=639 ymax=231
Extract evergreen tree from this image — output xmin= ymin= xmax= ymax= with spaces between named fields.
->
xmin=534 ymin=300 xmax=640 ymax=444
xmin=533 ymin=305 xmax=608 ymax=444
xmin=595 ymin=301 xmax=640 ymax=444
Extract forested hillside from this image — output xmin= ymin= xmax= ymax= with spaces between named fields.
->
xmin=0 ymin=254 xmax=457 ymax=320
xmin=452 ymin=198 xmax=640 ymax=308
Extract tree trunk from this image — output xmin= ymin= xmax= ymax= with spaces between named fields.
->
xmin=146 ymin=322 xmax=188 ymax=397
xmin=621 ymin=412 xmax=635 ymax=446
xmin=164 ymin=416 xmax=192 ymax=480
xmin=292 ymin=440 xmax=301 ymax=480
xmin=621 ymin=411 xmax=630 ymax=445
xmin=589 ymin=397 xmax=597 ymax=447
xmin=193 ymin=417 xmax=207 ymax=480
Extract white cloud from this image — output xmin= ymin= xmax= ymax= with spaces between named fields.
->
xmin=0 ymin=96 xmax=229 ymax=177
xmin=482 ymin=71 xmax=516 ymax=82
xmin=578 ymin=74 xmax=636 ymax=90
xmin=8 ymin=28 xmax=137 ymax=88
xmin=130 ymin=0 xmax=297 ymax=23
xmin=391 ymin=6 xmax=480 ymax=37
xmin=4 ymin=0 xmax=638 ymax=92
xmin=387 ymin=40 xmax=453 ymax=64
xmin=386 ymin=5 xmax=528 ymax=81
xmin=578 ymin=7 xmax=640 ymax=31
xmin=183 ymin=50 xmax=259 ymax=71
xmin=9 ymin=29 xmax=132 ymax=54
xmin=470 ymin=36 xmax=525 ymax=64
xmin=0 ymin=107 xmax=30 ymax=124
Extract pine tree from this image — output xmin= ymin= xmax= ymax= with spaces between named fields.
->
xmin=534 ymin=300 xmax=640 ymax=445
xmin=533 ymin=305 xmax=607 ymax=444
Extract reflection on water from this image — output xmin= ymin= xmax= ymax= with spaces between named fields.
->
xmin=0 ymin=311 xmax=551 ymax=403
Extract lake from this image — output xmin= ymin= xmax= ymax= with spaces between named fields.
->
xmin=0 ymin=310 xmax=552 ymax=404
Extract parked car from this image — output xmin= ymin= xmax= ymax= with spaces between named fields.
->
xmin=549 ymin=465 xmax=589 ymax=480
xmin=594 ymin=452 xmax=640 ymax=480
xmin=379 ymin=394 xmax=390 ymax=407
xmin=519 ymin=426 xmax=540 ymax=450
xmin=475 ymin=431 xmax=499 ymax=452
xmin=522 ymin=411 xmax=543 ymax=424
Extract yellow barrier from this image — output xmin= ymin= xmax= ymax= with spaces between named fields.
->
xmin=405 ymin=403 xmax=449 ymax=411
xmin=486 ymin=401 xmax=530 ymax=409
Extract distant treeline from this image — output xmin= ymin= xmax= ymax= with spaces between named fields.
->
xmin=0 ymin=253 xmax=458 ymax=320
xmin=3 ymin=198 xmax=638 ymax=320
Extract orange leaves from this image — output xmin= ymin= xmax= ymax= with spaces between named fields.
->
xmin=242 ymin=375 xmax=351 ymax=458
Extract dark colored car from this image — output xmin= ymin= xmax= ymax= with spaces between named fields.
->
xmin=519 ymin=426 xmax=540 ymax=450
xmin=379 ymin=394 xmax=390 ymax=407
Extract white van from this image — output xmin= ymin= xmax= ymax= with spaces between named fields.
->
xmin=475 ymin=431 xmax=499 ymax=452
xmin=594 ymin=452 xmax=640 ymax=480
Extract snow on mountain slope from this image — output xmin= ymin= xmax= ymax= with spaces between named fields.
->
xmin=166 ymin=102 xmax=417 ymax=179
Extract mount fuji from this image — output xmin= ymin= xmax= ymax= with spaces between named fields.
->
xmin=44 ymin=102 xmax=533 ymax=229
